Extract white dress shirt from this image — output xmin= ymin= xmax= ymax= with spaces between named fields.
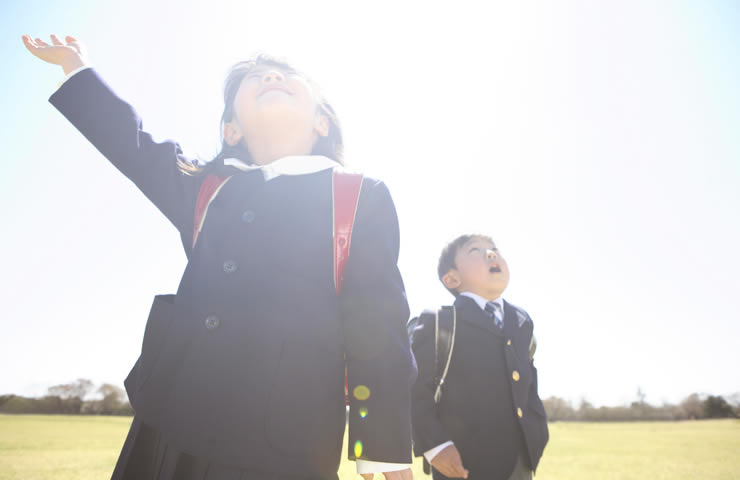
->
xmin=423 ymin=292 xmax=504 ymax=463
xmin=56 ymin=65 xmax=91 ymax=90
xmin=224 ymin=155 xmax=336 ymax=178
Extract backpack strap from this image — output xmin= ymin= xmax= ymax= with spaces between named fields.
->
xmin=331 ymin=168 xmax=364 ymax=404
xmin=332 ymin=169 xmax=364 ymax=294
xmin=433 ymin=305 xmax=457 ymax=404
xmin=192 ymin=174 xmax=232 ymax=249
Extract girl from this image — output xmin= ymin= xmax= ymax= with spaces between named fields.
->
xmin=22 ymin=34 xmax=416 ymax=480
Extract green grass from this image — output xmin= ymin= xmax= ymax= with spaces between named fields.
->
xmin=1 ymin=415 xmax=738 ymax=479
xmin=538 ymin=420 xmax=740 ymax=479
xmin=0 ymin=415 xmax=128 ymax=480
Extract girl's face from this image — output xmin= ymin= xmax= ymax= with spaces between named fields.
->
xmin=223 ymin=64 xmax=329 ymax=161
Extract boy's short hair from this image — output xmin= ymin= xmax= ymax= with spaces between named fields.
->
xmin=438 ymin=234 xmax=495 ymax=296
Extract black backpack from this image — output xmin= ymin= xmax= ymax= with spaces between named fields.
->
xmin=408 ymin=306 xmax=457 ymax=474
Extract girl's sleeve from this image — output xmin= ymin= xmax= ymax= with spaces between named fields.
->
xmin=49 ymin=68 xmax=201 ymax=239
xmin=339 ymin=179 xmax=418 ymax=465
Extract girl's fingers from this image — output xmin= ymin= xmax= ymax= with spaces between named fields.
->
xmin=22 ymin=37 xmax=37 ymax=54
xmin=66 ymin=35 xmax=78 ymax=44
xmin=50 ymin=34 xmax=64 ymax=46
xmin=35 ymin=38 xmax=50 ymax=47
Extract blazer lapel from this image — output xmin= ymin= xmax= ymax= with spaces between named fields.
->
xmin=502 ymin=300 xmax=527 ymax=340
xmin=453 ymin=295 xmax=504 ymax=336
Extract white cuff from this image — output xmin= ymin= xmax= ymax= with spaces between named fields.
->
xmin=424 ymin=441 xmax=454 ymax=462
xmin=55 ymin=65 xmax=91 ymax=91
xmin=356 ymin=460 xmax=411 ymax=474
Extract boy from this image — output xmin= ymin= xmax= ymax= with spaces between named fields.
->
xmin=409 ymin=234 xmax=548 ymax=480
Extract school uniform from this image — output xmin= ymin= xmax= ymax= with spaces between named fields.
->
xmin=410 ymin=293 xmax=549 ymax=480
xmin=49 ymin=67 xmax=417 ymax=480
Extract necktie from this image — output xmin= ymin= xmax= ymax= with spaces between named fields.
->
xmin=484 ymin=301 xmax=504 ymax=330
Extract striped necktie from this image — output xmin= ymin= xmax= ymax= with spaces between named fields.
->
xmin=484 ymin=301 xmax=504 ymax=330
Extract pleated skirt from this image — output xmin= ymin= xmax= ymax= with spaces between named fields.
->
xmin=111 ymin=416 xmax=334 ymax=480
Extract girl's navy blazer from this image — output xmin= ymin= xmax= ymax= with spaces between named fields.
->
xmin=49 ymin=68 xmax=417 ymax=478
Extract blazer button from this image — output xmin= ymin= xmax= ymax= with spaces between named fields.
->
xmin=241 ymin=210 xmax=256 ymax=223
xmin=223 ymin=260 xmax=237 ymax=274
xmin=512 ymin=370 xmax=520 ymax=382
xmin=517 ymin=407 xmax=523 ymax=418
xmin=204 ymin=315 xmax=220 ymax=331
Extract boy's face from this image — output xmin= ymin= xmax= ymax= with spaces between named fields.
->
xmin=443 ymin=237 xmax=510 ymax=300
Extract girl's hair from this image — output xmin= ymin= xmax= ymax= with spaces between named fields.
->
xmin=178 ymin=54 xmax=344 ymax=176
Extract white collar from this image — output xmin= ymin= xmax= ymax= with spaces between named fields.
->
xmin=459 ymin=291 xmax=504 ymax=312
xmin=223 ymin=155 xmax=336 ymax=179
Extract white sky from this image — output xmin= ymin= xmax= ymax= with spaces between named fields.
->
xmin=1 ymin=1 xmax=738 ymax=407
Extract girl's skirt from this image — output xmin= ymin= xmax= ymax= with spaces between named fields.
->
xmin=111 ymin=416 xmax=330 ymax=480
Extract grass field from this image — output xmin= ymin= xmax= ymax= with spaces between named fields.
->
xmin=0 ymin=415 xmax=738 ymax=479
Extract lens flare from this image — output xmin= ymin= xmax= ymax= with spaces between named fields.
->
xmin=353 ymin=385 xmax=371 ymax=401
xmin=354 ymin=440 xmax=364 ymax=458
xmin=359 ymin=407 xmax=369 ymax=418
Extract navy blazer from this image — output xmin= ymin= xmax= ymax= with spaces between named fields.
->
xmin=49 ymin=68 xmax=417 ymax=478
xmin=409 ymin=296 xmax=548 ymax=477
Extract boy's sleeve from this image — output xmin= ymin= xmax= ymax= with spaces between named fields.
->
xmin=527 ymin=318 xmax=547 ymax=415
xmin=48 ymin=68 xmax=201 ymax=239
xmin=410 ymin=314 xmax=453 ymax=455
xmin=339 ymin=179 xmax=417 ymax=466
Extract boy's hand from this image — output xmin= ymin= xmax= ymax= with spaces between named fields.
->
xmin=22 ymin=34 xmax=88 ymax=75
xmin=430 ymin=444 xmax=469 ymax=479
xmin=360 ymin=468 xmax=413 ymax=480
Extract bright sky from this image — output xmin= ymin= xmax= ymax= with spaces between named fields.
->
xmin=1 ymin=1 xmax=738 ymax=408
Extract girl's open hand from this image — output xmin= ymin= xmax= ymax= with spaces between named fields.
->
xmin=22 ymin=34 xmax=87 ymax=75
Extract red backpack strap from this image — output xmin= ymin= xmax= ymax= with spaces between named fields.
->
xmin=332 ymin=169 xmax=364 ymax=294
xmin=192 ymin=175 xmax=232 ymax=249
xmin=333 ymin=168 xmax=364 ymax=406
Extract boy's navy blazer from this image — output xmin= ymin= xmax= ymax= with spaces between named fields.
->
xmin=49 ymin=68 xmax=417 ymax=478
xmin=410 ymin=295 xmax=549 ymax=476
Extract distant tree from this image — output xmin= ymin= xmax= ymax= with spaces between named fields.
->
xmin=542 ymin=396 xmax=576 ymax=421
xmin=703 ymin=396 xmax=736 ymax=419
xmin=726 ymin=392 xmax=740 ymax=417
xmin=46 ymin=378 xmax=94 ymax=414
xmin=0 ymin=395 xmax=32 ymax=413
xmin=577 ymin=399 xmax=594 ymax=420
xmin=636 ymin=387 xmax=646 ymax=406
xmin=98 ymin=383 xmax=126 ymax=415
xmin=680 ymin=393 xmax=705 ymax=420
xmin=37 ymin=395 xmax=64 ymax=413
xmin=47 ymin=378 xmax=94 ymax=400
xmin=0 ymin=395 xmax=12 ymax=408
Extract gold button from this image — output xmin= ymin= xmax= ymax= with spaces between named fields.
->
xmin=512 ymin=370 xmax=520 ymax=382
xmin=506 ymin=339 xmax=512 ymax=346
xmin=517 ymin=407 xmax=523 ymax=418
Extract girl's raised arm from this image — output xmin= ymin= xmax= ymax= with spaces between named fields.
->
xmin=23 ymin=34 xmax=203 ymax=248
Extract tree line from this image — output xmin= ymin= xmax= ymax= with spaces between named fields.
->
xmin=0 ymin=379 xmax=133 ymax=415
xmin=1 ymin=380 xmax=738 ymax=421
xmin=542 ymin=392 xmax=739 ymax=422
